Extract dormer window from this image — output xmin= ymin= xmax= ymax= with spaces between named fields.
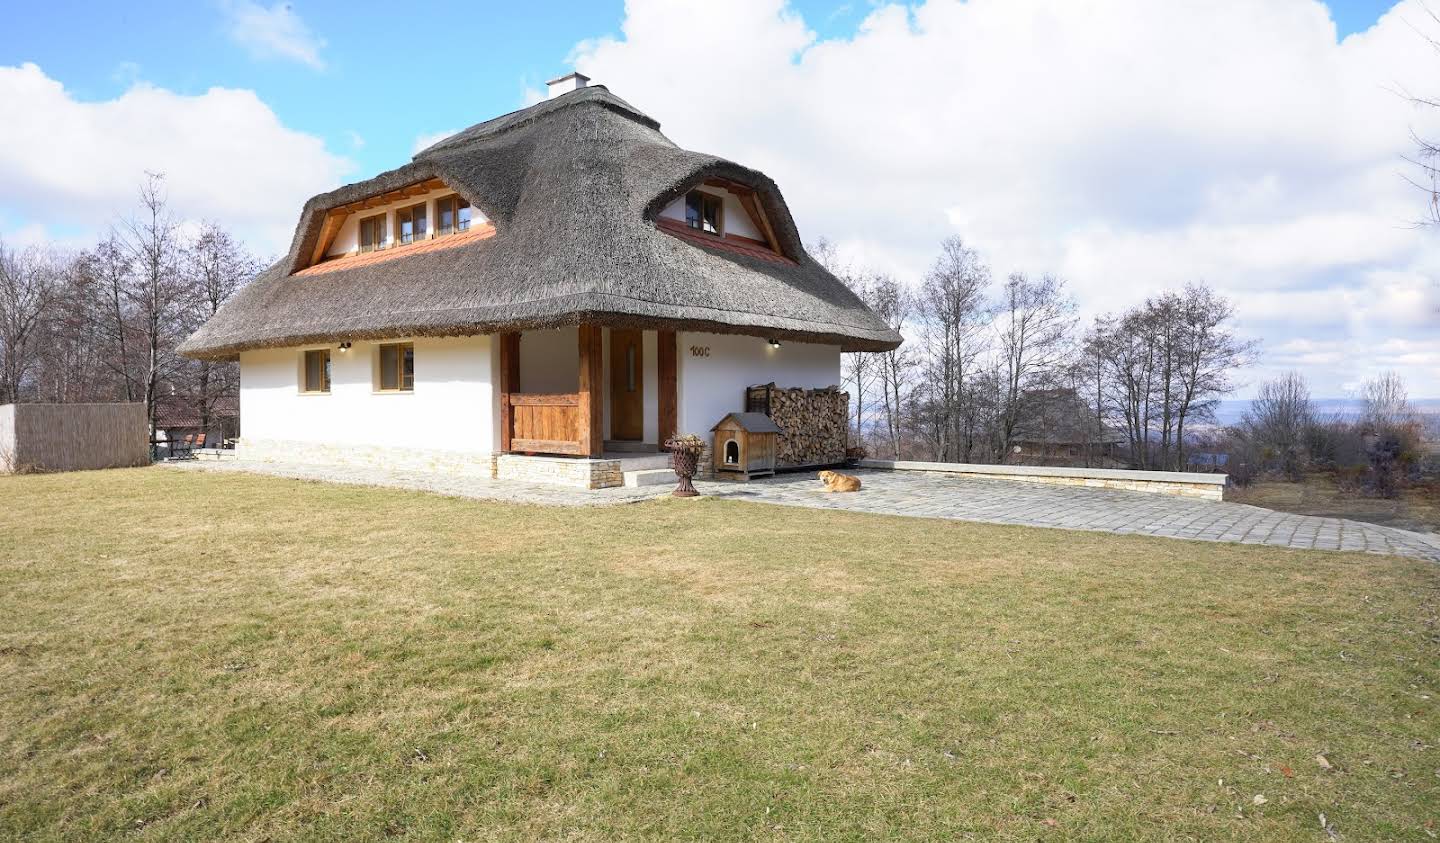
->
xmin=685 ymin=191 xmax=722 ymax=235
xmin=397 ymin=203 xmax=428 ymax=245
xmin=436 ymin=195 xmax=471 ymax=235
xmin=359 ymin=214 xmax=386 ymax=253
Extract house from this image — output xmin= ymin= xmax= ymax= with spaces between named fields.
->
xmin=1010 ymin=388 xmax=1127 ymax=467
xmin=179 ymin=74 xmax=900 ymax=488
xmin=153 ymin=394 xmax=239 ymax=450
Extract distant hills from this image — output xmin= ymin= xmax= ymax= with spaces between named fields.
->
xmin=1210 ymin=398 xmax=1440 ymax=427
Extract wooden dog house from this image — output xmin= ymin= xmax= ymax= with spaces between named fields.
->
xmin=712 ymin=412 xmax=782 ymax=480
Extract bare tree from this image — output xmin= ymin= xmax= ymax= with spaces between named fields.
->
xmin=1168 ymin=284 xmax=1256 ymax=470
xmin=1087 ymin=283 xmax=1252 ymax=470
xmin=33 ymin=254 xmax=114 ymax=403
xmin=183 ymin=223 xmax=260 ymax=438
xmin=994 ymin=273 xmax=1075 ymax=461
xmin=915 ymin=237 xmax=990 ymax=462
xmin=117 ymin=173 xmax=191 ymax=441
xmin=0 ymin=239 xmax=58 ymax=403
xmin=869 ymin=274 xmax=914 ymax=459
xmin=1241 ymin=371 xmax=1314 ymax=480
xmin=1359 ymin=371 xmax=1415 ymax=428
xmin=1403 ymin=3 xmax=1440 ymax=228
xmin=84 ymin=235 xmax=140 ymax=401
xmin=1090 ymin=309 xmax=1159 ymax=468
xmin=812 ymin=239 xmax=882 ymax=450
xmin=1073 ymin=327 xmax=1112 ymax=467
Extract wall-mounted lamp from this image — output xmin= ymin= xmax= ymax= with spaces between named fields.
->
xmin=338 ymin=341 xmax=352 ymax=352
xmin=767 ymin=339 xmax=782 ymax=348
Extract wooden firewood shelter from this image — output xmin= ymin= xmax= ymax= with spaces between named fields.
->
xmin=712 ymin=412 xmax=783 ymax=480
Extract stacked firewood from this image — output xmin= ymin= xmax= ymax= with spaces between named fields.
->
xmin=755 ymin=384 xmax=849 ymax=467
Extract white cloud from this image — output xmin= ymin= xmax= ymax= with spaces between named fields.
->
xmin=221 ymin=0 xmax=326 ymax=70
xmin=0 ymin=63 xmax=350 ymax=256
xmin=570 ymin=0 xmax=1440 ymax=396
xmin=411 ymin=128 xmax=459 ymax=156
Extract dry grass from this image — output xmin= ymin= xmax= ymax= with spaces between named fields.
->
xmin=1229 ymin=474 xmax=1440 ymax=534
xmin=0 ymin=467 xmax=1437 ymax=841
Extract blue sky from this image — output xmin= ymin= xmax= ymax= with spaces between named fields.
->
xmin=1 ymin=0 xmax=1435 ymax=397
xmin=0 ymin=0 xmax=1404 ymax=178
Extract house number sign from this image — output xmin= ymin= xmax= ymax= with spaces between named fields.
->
xmin=689 ymin=345 xmax=711 ymax=358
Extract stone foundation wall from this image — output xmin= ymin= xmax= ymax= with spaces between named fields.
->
xmin=237 ymin=438 xmax=497 ymax=478
xmin=495 ymin=454 xmax=622 ymax=489
xmin=859 ymin=459 xmax=1227 ymax=501
xmin=695 ymin=443 xmax=715 ymax=480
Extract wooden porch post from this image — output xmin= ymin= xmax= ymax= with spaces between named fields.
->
xmin=577 ymin=324 xmax=603 ymax=457
xmin=658 ymin=329 xmax=677 ymax=449
xmin=499 ymin=332 xmax=520 ymax=452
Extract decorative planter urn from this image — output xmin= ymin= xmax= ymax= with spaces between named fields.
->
xmin=665 ymin=434 xmax=705 ymax=498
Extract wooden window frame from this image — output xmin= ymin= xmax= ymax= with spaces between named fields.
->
xmin=358 ymin=213 xmax=387 ymax=253
xmin=684 ymin=190 xmax=723 ymax=236
xmin=374 ymin=342 xmax=415 ymax=393
xmin=300 ymin=349 xmax=331 ymax=394
xmin=396 ymin=202 xmax=428 ymax=245
xmin=434 ymin=194 xmax=472 ymax=236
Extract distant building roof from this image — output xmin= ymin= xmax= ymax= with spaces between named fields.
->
xmin=1012 ymin=388 xmax=1126 ymax=445
xmin=153 ymin=395 xmax=238 ymax=429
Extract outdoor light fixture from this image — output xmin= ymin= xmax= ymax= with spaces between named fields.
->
xmin=338 ymin=341 xmax=352 ymax=352
xmin=768 ymin=339 xmax=781 ymax=348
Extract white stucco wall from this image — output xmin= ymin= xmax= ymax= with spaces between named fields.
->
xmin=239 ymin=335 xmax=501 ymax=454
xmin=675 ymin=332 xmax=841 ymax=436
xmin=236 ymin=330 xmax=838 ymax=462
xmin=658 ymin=186 xmax=763 ymax=241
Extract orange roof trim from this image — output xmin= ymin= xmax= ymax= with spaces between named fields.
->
xmin=656 ymin=217 xmax=795 ymax=265
xmin=294 ymin=223 xmax=496 ymax=277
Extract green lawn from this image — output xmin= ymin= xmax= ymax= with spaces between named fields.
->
xmin=0 ymin=468 xmax=1436 ymax=841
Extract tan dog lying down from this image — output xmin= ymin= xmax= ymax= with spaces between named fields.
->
xmin=817 ymin=470 xmax=863 ymax=492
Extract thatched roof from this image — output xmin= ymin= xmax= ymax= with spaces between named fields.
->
xmin=1013 ymin=389 xmax=1127 ymax=446
xmin=179 ymin=86 xmax=901 ymax=360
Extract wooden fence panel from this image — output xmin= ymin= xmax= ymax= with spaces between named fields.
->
xmin=1 ymin=403 xmax=150 ymax=474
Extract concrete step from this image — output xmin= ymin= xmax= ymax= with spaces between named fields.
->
xmin=614 ymin=453 xmax=672 ymax=471
xmin=624 ymin=468 xmax=676 ymax=488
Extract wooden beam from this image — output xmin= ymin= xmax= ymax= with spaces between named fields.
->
xmin=499 ymin=333 xmax=520 ymax=452
xmin=510 ymin=438 xmax=586 ymax=456
xmin=736 ymin=191 xmax=782 ymax=255
xmin=333 ymin=178 xmax=449 ymax=214
xmin=577 ymin=324 xmax=603 ymax=458
xmin=308 ymin=210 xmax=347 ymax=268
xmin=658 ymin=329 xmax=677 ymax=450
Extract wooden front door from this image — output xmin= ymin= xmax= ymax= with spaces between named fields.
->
xmin=609 ymin=329 xmax=644 ymax=441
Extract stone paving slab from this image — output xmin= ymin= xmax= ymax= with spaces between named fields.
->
xmin=164 ymin=462 xmax=1440 ymax=563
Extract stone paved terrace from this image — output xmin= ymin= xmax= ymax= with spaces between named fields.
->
xmin=163 ymin=461 xmax=1440 ymax=563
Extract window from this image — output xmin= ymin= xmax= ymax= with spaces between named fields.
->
xmin=359 ymin=215 xmax=386 ymax=253
xmin=685 ymin=190 xmax=722 ymax=235
xmin=397 ymin=203 xmax=428 ymax=245
xmin=302 ymin=349 xmax=331 ymax=393
xmin=435 ymin=195 xmax=472 ymax=235
xmin=377 ymin=342 xmax=414 ymax=392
